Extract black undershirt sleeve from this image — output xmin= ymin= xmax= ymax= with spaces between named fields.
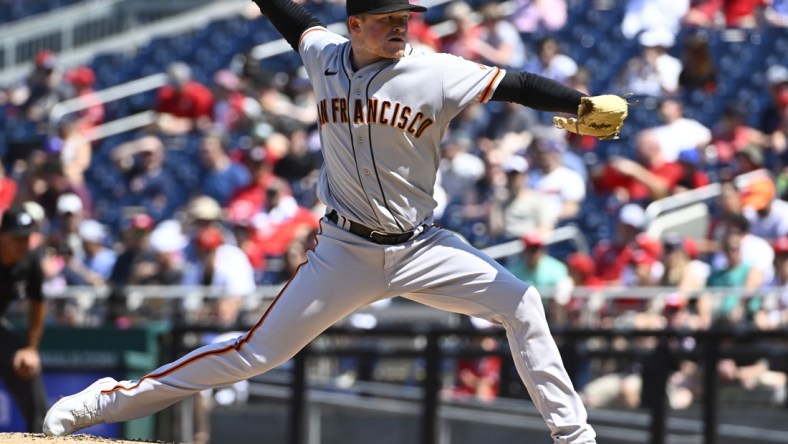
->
xmin=252 ymin=0 xmax=325 ymax=52
xmin=490 ymin=71 xmax=586 ymax=115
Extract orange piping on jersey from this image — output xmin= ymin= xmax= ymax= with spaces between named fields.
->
xmin=480 ymin=67 xmax=504 ymax=103
xmin=102 ymin=222 xmax=325 ymax=395
xmin=298 ymin=26 xmax=328 ymax=46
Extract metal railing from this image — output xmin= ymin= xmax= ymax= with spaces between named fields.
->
xmin=162 ymin=323 xmax=788 ymax=444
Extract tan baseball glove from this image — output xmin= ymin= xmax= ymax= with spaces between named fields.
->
xmin=553 ymin=95 xmax=629 ymax=140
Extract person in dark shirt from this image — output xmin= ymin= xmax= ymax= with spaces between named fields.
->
xmin=0 ymin=205 xmax=48 ymax=432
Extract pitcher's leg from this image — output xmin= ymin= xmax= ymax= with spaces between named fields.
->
xmin=100 ymin=226 xmax=388 ymax=423
xmin=395 ymin=229 xmax=595 ymax=443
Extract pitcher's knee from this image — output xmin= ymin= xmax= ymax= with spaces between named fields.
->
xmin=511 ymin=285 xmax=547 ymax=325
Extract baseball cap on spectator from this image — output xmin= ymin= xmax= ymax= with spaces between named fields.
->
xmin=196 ymin=226 xmax=224 ymax=251
xmin=503 ymin=156 xmax=529 ymax=174
xmin=0 ymin=206 xmax=35 ymax=237
xmin=735 ymin=144 xmax=764 ymax=167
xmin=129 ymin=213 xmax=155 ymax=231
xmin=618 ymin=203 xmax=646 ymax=229
xmin=22 ymin=201 xmax=46 ymax=225
xmin=149 ymin=220 xmax=187 ymax=253
xmin=66 ymin=66 xmax=96 ymax=89
xmin=188 ymin=196 xmax=223 ymax=221
xmin=740 ymin=176 xmax=775 ymax=211
xmin=778 ymin=88 xmax=788 ymax=109
xmin=631 ymin=249 xmax=655 ymax=266
xmin=662 ymin=232 xmax=699 ymax=259
xmin=635 ymin=233 xmax=663 ymax=260
xmin=57 ymin=193 xmax=84 ymax=215
xmin=638 ymin=28 xmax=675 ymax=48
xmin=771 ymin=237 xmax=788 ymax=255
xmin=678 ymin=149 xmax=701 ymax=166
xmin=522 ymin=232 xmax=546 ymax=248
xmin=213 ymin=69 xmax=240 ymax=91
xmin=565 ymin=252 xmax=595 ymax=277
xmin=34 ymin=50 xmax=57 ymax=70
xmin=78 ymin=219 xmax=107 ymax=244
xmin=166 ymin=62 xmax=192 ymax=87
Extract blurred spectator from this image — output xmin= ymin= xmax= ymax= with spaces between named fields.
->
xmin=707 ymin=231 xmax=764 ymax=322
xmin=524 ymin=37 xmax=578 ymax=84
xmin=198 ymin=131 xmax=251 ymax=206
xmin=651 ymin=98 xmax=712 ymax=163
xmin=489 ymin=155 xmax=554 ymax=239
xmin=486 ymin=101 xmax=539 ymax=141
xmin=678 ymin=31 xmax=718 ymax=94
xmin=566 ymin=252 xmax=606 ymax=288
xmin=439 ymin=1 xmax=482 ymax=61
xmin=755 ymin=237 xmax=788 ymax=329
xmin=252 ymin=177 xmax=319 ymax=260
xmin=621 ymin=0 xmax=690 ymax=40
xmin=111 ymin=135 xmax=177 ymax=220
xmin=710 ymin=107 xmax=767 ymax=164
xmin=108 ymin=213 xmax=156 ymax=288
xmin=155 ymin=62 xmax=214 ymax=134
xmin=711 ymin=214 xmax=774 ymax=286
xmin=621 ymin=233 xmax=664 ymax=287
xmin=592 ymin=129 xmax=685 ymax=205
xmin=51 ymin=192 xmax=86 ymax=260
xmin=674 ymin=148 xmax=711 ymax=193
xmin=615 ymin=29 xmax=682 ymax=97
xmin=447 ymin=333 xmax=501 ymax=402
xmin=272 ymin=128 xmax=322 ymax=206
xmin=407 ymin=8 xmax=441 ymax=52
xmin=63 ymin=66 xmax=104 ymax=136
xmin=63 ymin=219 xmax=116 ymax=287
xmin=228 ymin=146 xmax=279 ymax=218
xmin=764 ymin=0 xmax=788 ymax=25
xmin=529 ymin=137 xmax=585 ymax=221
xmin=0 ymin=159 xmax=18 ymax=214
xmin=508 ymin=232 xmax=569 ymax=288
xmin=183 ymin=226 xmax=256 ymax=326
xmin=48 ymin=117 xmax=92 ymax=199
xmin=732 ymin=144 xmax=766 ymax=176
xmin=211 ymin=69 xmax=251 ymax=135
xmin=511 ymin=0 xmax=567 ymax=33
xmin=592 ymin=203 xmax=646 ymax=284
xmin=759 ymin=65 xmax=788 ymax=154
xmin=137 ymin=219 xmax=187 ymax=286
xmin=439 ymin=136 xmax=486 ymax=206
xmin=183 ymin=195 xmax=237 ymax=262
xmin=18 ymin=50 xmax=71 ymax=123
xmin=660 ymin=233 xmax=710 ymax=289
xmin=472 ymin=2 xmax=527 ymax=70
xmin=685 ymin=0 xmax=768 ymax=28
xmin=741 ymin=175 xmax=788 ymax=240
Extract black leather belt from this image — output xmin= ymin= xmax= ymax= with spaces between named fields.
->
xmin=326 ymin=210 xmax=426 ymax=245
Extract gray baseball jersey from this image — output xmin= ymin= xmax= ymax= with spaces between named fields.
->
xmin=300 ymin=27 xmax=505 ymax=232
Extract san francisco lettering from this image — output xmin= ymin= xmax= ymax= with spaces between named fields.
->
xmin=317 ymin=98 xmax=434 ymax=138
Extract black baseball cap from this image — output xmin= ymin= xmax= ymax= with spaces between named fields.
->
xmin=0 ymin=205 xmax=35 ymax=237
xmin=347 ymin=0 xmax=427 ymax=16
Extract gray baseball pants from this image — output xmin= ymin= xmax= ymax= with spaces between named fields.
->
xmin=99 ymin=219 xmax=596 ymax=443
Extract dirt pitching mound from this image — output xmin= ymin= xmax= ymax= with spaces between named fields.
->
xmin=0 ymin=433 xmax=171 ymax=443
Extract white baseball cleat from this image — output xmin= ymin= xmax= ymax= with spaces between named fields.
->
xmin=43 ymin=377 xmax=118 ymax=436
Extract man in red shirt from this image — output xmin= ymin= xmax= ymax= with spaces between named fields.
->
xmin=155 ymin=62 xmax=214 ymax=134
xmin=592 ymin=129 xmax=684 ymax=205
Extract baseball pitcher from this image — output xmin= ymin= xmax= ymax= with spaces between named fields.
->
xmin=44 ymin=1 xmax=628 ymax=442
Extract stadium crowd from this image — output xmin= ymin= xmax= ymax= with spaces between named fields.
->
xmin=0 ymin=0 xmax=787 ymax=413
